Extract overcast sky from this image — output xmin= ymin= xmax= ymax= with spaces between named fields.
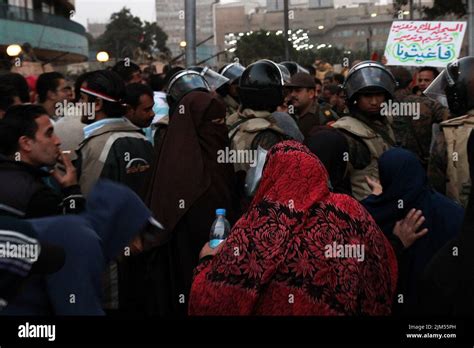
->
xmin=73 ymin=0 xmax=156 ymax=27
xmin=73 ymin=0 xmax=253 ymax=28
xmin=72 ymin=0 xmax=392 ymax=28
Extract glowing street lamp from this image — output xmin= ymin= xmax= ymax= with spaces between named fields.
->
xmin=96 ymin=51 xmax=110 ymax=62
xmin=6 ymin=44 xmax=22 ymax=57
xmin=179 ymin=41 xmax=187 ymax=48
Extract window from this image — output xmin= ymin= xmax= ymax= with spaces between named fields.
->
xmin=42 ymin=1 xmax=54 ymax=14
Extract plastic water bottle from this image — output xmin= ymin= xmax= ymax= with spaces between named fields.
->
xmin=209 ymin=208 xmax=231 ymax=249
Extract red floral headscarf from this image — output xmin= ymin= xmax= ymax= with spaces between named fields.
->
xmin=189 ymin=141 xmax=398 ymax=315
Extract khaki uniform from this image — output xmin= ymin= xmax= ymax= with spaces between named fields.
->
xmin=227 ymin=109 xmax=287 ymax=173
xmin=332 ymin=114 xmax=395 ymax=200
xmin=428 ymin=111 xmax=474 ymax=207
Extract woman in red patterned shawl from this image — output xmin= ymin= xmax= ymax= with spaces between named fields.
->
xmin=189 ymin=141 xmax=397 ymax=315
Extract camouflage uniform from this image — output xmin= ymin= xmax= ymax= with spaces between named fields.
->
xmin=291 ymin=100 xmax=339 ymax=138
xmin=428 ymin=111 xmax=474 ymax=206
xmin=392 ymin=89 xmax=451 ymax=168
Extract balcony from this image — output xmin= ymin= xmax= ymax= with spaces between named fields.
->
xmin=0 ymin=3 xmax=88 ymax=63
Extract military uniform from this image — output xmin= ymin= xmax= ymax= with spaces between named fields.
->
xmin=227 ymin=108 xmax=287 ymax=173
xmin=222 ymin=94 xmax=240 ymax=118
xmin=392 ymin=89 xmax=451 ymax=167
xmin=332 ymin=112 xmax=396 ymax=201
xmin=428 ymin=111 xmax=474 ymax=207
xmin=293 ymin=100 xmax=339 ymax=138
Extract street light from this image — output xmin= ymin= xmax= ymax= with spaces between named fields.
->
xmin=318 ymin=25 xmax=324 ymax=30
xmin=6 ymin=44 xmax=22 ymax=57
xmin=371 ymin=13 xmax=377 ymax=17
xmin=179 ymin=41 xmax=187 ymax=48
xmin=96 ymin=51 xmax=110 ymax=63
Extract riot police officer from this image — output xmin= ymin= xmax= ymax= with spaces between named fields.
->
xmin=427 ymin=56 xmax=474 ymax=207
xmin=331 ymin=61 xmax=397 ymax=200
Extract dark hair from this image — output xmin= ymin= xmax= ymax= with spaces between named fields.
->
xmin=0 ymin=85 xmax=19 ymax=112
xmin=84 ymin=70 xmax=126 ymax=118
xmin=36 ymin=72 xmax=64 ymax=103
xmin=305 ymin=65 xmax=316 ymax=77
xmin=324 ymin=84 xmax=340 ymax=95
xmin=390 ymin=66 xmax=413 ymax=90
xmin=0 ymin=105 xmax=47 ymax=156
xmin=149 ymin=74 xmax=166 ymax=92
xmin=112 ymin=60 xmax=141 ymax=83
xmin=314 ymin=77 xmax=322 ymax=86
xmin=0 ymin=59 xmax=12 ymax=72
xmin=0 ymin=73 xmax=30 ymax=103
xmin=74 ymin=71 xmax=96 ymax=102
xmin=124 ymin=83 xmax=154 ymax=109
xmin=419 ymin=66 xmax=439 ymax=79
xmin=333 ymin=73 xmax=345 ymax=85
xmin=324 ymin=72 xmax=334 ymax=80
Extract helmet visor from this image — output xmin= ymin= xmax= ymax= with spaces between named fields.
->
xmin=345 ymin=65 xmax=396 ymax=100
xmin=221 ymin=63 xmax=245 ymax=84
xmin=277 ymin=64 xmax=291 ymax=85
xmin=423 ymin=69 xmax=450 ymax=107
xmin=198 ymin=66 xmax=229 ymax=91
xmin=167 ymin=71 xmax=210 ymax=102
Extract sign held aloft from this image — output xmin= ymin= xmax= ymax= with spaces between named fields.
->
xmin=384 ymin=21 xmax=466 ymax=67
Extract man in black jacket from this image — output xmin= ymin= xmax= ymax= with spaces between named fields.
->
xmin=0 ymin=105 xmax=84 ymax=218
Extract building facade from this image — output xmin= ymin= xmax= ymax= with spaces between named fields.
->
xmin=155 ymin=0 xmax=216 ymax=63
xmin=0 ymin=0 xmax=88 ymax=63
xmin=214 ymin=0 xmax=436 ymax=64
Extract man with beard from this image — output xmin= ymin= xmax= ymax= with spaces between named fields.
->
xmin=76 ymin=70 xmax=154 ymax=314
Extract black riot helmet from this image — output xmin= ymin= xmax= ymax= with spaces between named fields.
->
xmin=424 ymin=56 xmax=474 ymax=117
xmin=238 ymin=59 xmax=285 ymax=111
xmin=344 ymin=60 xmax=397 ymax=104
xmin=188 ymin=66 xmax=229 ymax=91
xmin=219 ymin=62 xmax=246 ymax=85
xmin=280 ymin=61 xmax=310 ymax=76
xmin=166 ymin=70 xmax=210 ymax=110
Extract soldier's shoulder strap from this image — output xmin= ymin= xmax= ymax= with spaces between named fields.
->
xmin=228 ymin=117 xmax=273 ymax=142
xmin=332 ymin=116 xmax=377 ymax=139
xmin=441 ymin=115 xmax=474 ymax=127
xmin=228 ymin=116 xmax=251 ymax=132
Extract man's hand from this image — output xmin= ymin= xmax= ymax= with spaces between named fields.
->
xmin=366 ymin=175 xmax=383 ymax=195
xmin=393 ymin=208 xmax=429 ymax=248
xmin=199 ymin=241 xmax=224 ymax=259
xmin=51 ymin=152 xmax=78 ymax=188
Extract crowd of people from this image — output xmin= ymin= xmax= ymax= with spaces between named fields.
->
xmin=0 ymin=54 xmax=472 ymax=317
